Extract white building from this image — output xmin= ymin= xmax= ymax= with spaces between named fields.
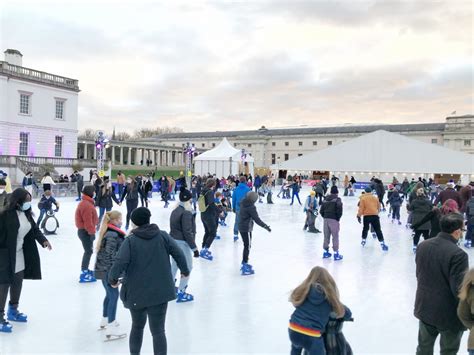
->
xmin=0 ymin=49 xmax=79 ymax=159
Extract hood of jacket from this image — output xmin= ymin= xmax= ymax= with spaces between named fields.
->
xmin=132 ymin=223 xmax=160 ymax=240
xmin=236 ymin=183 xmax=250 ymax=192
xmin=241 ymin=196 xmax=256 ymax=208
xmin=308 ymin=285 xmax=327 ymax=306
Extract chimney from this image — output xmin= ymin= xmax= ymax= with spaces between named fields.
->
xmin=4 ymin=49 xmax=23 ymax=66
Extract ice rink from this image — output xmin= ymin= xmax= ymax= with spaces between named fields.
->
xmin=1 ymin=186 xmax=471 ymax=355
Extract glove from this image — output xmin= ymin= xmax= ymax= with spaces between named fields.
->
xmin=357 ymin=216 xmax=361 ymax=224
xmin=265 ymin=225 xmax=271 ymax=232
xmin=193 ymin=250 xmax=200 ymax=258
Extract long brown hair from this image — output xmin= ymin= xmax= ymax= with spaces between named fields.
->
xmin=96 ymin=210 xmax=122 ymax=252
xmin=459 ymin=268 xmax=474 ymax=301
xmin=289 ymin=266 xmax=345 ymax=318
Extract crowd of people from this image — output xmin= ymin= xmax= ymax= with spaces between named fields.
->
xmin=2 ymin=168 xmax=474 ymax=354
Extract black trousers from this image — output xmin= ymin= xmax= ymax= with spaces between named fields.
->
xmin=0 ymin=271 xmax=24 ymax=318
xmin=201 ymin=217 xmax=217 ymax=249
xmin=362 ymin=215 xmax=384 ymax=241
xmin=126 ymin=199 xmax=139 ymax=229
xmin=77 ymin=183 xmax=83 ymax=199
xmin=416 ymin=320 xmax=463 ymax=355
xmin=129 ymin=303 xmax=168 ymax=355
xmin=240 ymin=232 xmax=253 ymax=263
xmin=414 ymin=230 xmax=430 ymax=246
xmin=78 ymin=229 xmax=95 ymax=271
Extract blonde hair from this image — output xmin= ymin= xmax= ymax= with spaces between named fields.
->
xmin=459 ymin=268 xmax=474 ymax=301
xmin=96 ymin=210 xmax=122 ymax=252
xmin=289 ymin=266 xmax=345 ymax=318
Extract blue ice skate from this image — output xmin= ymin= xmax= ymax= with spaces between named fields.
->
xmin=176 ymin=291 xmax=194 ymax=303
xmin=380 ymin=243 xmax=389 ymax=251
xmin=0 ymin=320 xmax=12 ymax=333
xmin=7 ymin=305 xmax=27 ymax=323
xmin=323 ymin=250 xmax=332 ymax=259
xmin=79 ymin=270 xmax=97 ymax=283
xmin=233 ymin=235 xmax=238 ymax=242
xmin=200 ymin=248 xmax=213 ymax=261
xmin=334 ymin=252 xmax=343 ymax=261
xmin=240 ymin=263 xmax=255 ymax=276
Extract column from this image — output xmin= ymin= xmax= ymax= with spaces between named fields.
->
xmin=111 ymin=146 xmax=116 ymax=164
xmin=154 ymin=150 xmax=158 ymax=165
xmin=83 ymin=144 xmax=88 ymax=159
xmin=93 ymin=145 xmax=97 ymax=159
xmin=120 ymin=147 xmax=123 ymax=165
xmin=127 ymin=147 xmax=131 ymax=165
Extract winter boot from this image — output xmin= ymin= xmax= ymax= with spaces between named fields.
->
xmin=177 ymin=290 xmax=194 ymax=303
xmin=240 ymin=263 xmax=255 ymax=276
xmin=322 ymin=250 xmax=332 ymax=259
xmin=105 ymin=321 xmax=127 ymax=341
xmin=200 ymin=248 xmax=213 ymax=261
xmin=7 ymin=304 xmax=27 ymax=323
xmin=380 ymin=242 xmax=389 ymax=251
xmin=334 ymin=252 xmax=343 ymax=261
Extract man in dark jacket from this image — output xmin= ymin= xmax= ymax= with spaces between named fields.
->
xmin=434 ymin=182 xmax=462 ymax=208
xmin=320 ymin=186 xmax=343 ymax=261
xmin=232 ymin=176 xmax=251 ymax=242
xmin=74 ymin=171 xmax=84 ymax=202
xmin=200 ymin=178 xmax=218 ymax=260
xmin=109 ymin=207 xmax=189 ymax=355
xmin=414 ymin=213 xmax=469 ymax=354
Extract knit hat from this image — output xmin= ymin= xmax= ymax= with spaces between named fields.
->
xmin=364 ymin=186 xmax=372 ymax=193
xmin=131 ymin=207 xmax=151 ymax=226
xmin=331 ymin=186 xmax=339 ymax=194
xmin=310 ymin=190 xmax=316 ymax=196
xmin=82 ymin=185 xmax=95 ymax=198
xmin=179 ymin=187 xmax=192 ymax=202
xmin=246 ymin=191 xmax=259 ymax=204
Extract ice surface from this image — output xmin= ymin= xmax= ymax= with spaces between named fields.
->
xmin=0 ymin=186 xmax=470 ymax=354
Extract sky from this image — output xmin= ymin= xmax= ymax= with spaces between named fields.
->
xmin=1 ymin=0 xmax=473 ymax=133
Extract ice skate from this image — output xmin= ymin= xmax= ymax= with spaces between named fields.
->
xmin=371 ymin=232 xmax=377 ymax=239
xmin=465 ymin=240 xmax=472 ymax=249
xmin=380 ymin=242 xmax=389 ymax=251
xmin=215 ymin=235 xmax=221 ymax=240
xmin=233 ymin=235 xmax=238 ymax=242
xmin=177 ymin=290 xmax=194 ymax=303
xmin=398 ymin=220 xmax=402 ymax=225
xmin=200 ymin=248 xmax=213 ymax=261
xmin=7 ymin=305 xmax=27 ymax=323
xmin=413 ymin=246 xmax=417 ymax=253
xmin=79 ymin=270 xmax=97 ymax=283
xmin=334 ymin=252 xmax=343 ymax=261
xmin=323 ymin=250 xmax=332 ymax=259
xmin=391 ymin=219 xmax=394 ymax=223
xmin=241 ymin=263 xmax=255 ymax=276
xmin=0 ymin=319 xmax=12 ymax=333
xmin=361 ymin=239 xmax=366 ymax=247
xmin=98 ymin=317 xmax=108 ymax=330
xmin=104 ymin=321 xmax=127 ymax=342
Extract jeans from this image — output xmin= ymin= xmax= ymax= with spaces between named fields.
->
xmin=37 ymin=209 xmax=47 ymax=226
xmin=98 ymin=206 xmax=112 ymax=227
xmin=392 ymin=205 xmax=401 ymax=220
xmin=291 ymin=192 xmax=302 ymax=205
xmin=289 ymin=329 xmax=325 ymax=355
xmin=129 ymin=303 xmax=168 ymax=355
xmin=118 ymin=184 xmax=124 ymax=199
xmin=240 ymin=232 xmax=252 ymax=263
xmin=126 ymin=199 xmax=139 ymax=229
xmin=361 ymin=215 xmax=384 ymax=242
xmin=201 ymin=216 xmax=217 ymax=249
xmin=102 ymin=277 xmax=119 ymax=323
xmin=0 ymin=271 xmax=24 ymax=318
xmin=78 ymin=229 xmax=95 ymax=271
xmin=466 ymin=221 xmax=474 ymax=242
xmin=170 ymin=240 xmax=193 ymax=291
xmin=414 ymin=230 xmax=430 ymax=246
xmin=233 ymin=211 xmax=240 ymax=236
xmin=469 ymin=350 xmax=474 ymax=355
xmin=323 ymin=219 xmax=340 ymax=252
xmin=416 ymin=320 xmax=463 ymax=355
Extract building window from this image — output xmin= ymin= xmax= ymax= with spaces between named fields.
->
xmin=55 ymin=136 xmax=63 ymax=157
xmin=55 ymin=99 xmax=65 ymax=120
xmin=285 ymin=142 xmax=289 ymax=146
xmin=19 ymin=93 xmax=31 ymax=115
xmin=202 ymin=143 xmax=205 ymax=148
xmin=313 ymin=141 xmax=317 ymax=146
xmin=248 ymin=144 xmax=252 ymax=148
xmin=328 ymin=140 xmax=333 ymax=146
xmin=464 ymin=140 xmax=471 ymax=147
xmin=298 ymin=153 xmax=303 ymax=157
xmin=212 ymin=143 xmax=216 ymax=147
xmin=298 ymin=141 xmax=303 ymax=146
xmin=431 ymin=138 xmax=438 ymax=144
xmin=19 ymin=132 xmax=29 ymax=156
xmin=271 ymin=154 xmax=276 ymax=164
xmin=272 ymin=142 xmax=276 ymax=146
xmin=284 ymin=153 xmax=289 ymax=161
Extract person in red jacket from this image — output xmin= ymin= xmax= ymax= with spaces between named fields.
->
xmin=75 ymin=185 xmax=99 ymax=283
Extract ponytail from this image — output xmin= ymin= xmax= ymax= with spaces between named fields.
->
xmin=96 ymin=210 xmax=122 ymax=252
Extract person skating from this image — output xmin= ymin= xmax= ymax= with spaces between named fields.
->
xmin=457 ymin=268 xmax=474 ymax=355
xmin=108 ymin=207 xmax=189 ymax=355
xmin=465 ymin=194 xmax=474 ymax=248
xmin=0 ymin=180 xmax=9 ymax=213
xmin=121 ymin=177 xmax=145 ymax=231
xmin=412 ymin=199 xmax=460 ymax=241
xmin=75 ymin=185 xmax=99 ymax=283
xmin=40 ymin=172 xmax=56 ymax=192
xmin=357 ymin=187 xmax=388 ymax=251
xmin=373 ymin=179 xmax=386 ymax=212
xmin=0 ymin=188 xmax=52 ymax=333
xmin=408 ymin=189 xmax=433 ymax=253
xmin=36 ymin=190 xmax=60 ymax=228
xmin=170 ymin=188 xmax=199 ymax=302
xmin=116 ymin=171 xmax=126 ymax=199
xmin=21 ymin=172 xmax=37 ymax=197
xmin=232 ymin=176 xmax=251 ymax=242
xmin=303 ymin=191 xmax=321 ymax=234
xmin=320 ymin=186 xmax=343 ymax=261
xmin=387 ymin=189 xmax=403 ymax=225
xmin=290 ymin=178 xmax=302 ymax=206
xmin=94 ymin=210 xmax=127 ymax=341
xmin=96 ymin=177 xmax=121 ymax=227
xmin=434 ymin=181 xmax=462 ymax=207
xmin=288 ymin=266 xmax=352 ymax=354
xmin=237 ymin=191 xmax=271 ymax=275
xmin=159 ymin=176 xmax=170 ymax=207
xmin=74 ymin=171 xmax=84 ymax=202
xmin=199 ymin=178 xmax=219 ymax=260
xmin=143 ymin=176 xmax=153 ymax=208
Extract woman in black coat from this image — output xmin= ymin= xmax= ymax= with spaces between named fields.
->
xmin=96 ymin=178 xmax=121 ymax=227
xmin=408 ymin=188 xmax=433 ymax=252
xmin=0 ymin=188 xmax=52 ymax=333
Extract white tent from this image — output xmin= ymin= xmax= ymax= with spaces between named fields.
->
xmin=274 ymin=130 xmax=474 ymax=177
xmin=194 ymin=138 xmax=255 ymax=177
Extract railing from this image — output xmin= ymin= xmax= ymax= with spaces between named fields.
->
xmin=11 ymin=182 xmax=89 ymax=198
xmin=0 ymin=61 xmax=79 ymax=91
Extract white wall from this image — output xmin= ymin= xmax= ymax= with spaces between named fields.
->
xmin=0 ymin=77 xmax=78 ymax=158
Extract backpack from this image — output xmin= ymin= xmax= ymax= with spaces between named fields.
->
xmin=198 ymin=191 xmax=210 ymax=213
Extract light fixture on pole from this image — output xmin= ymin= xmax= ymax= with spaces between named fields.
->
xmin=95 ymin=131 xmax=109 ymax=178
xmin=183 ymin=142 xmax=196 ymax=187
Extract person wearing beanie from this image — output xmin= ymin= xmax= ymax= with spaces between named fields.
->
xmin=357 ymin=186 xmax=389 ymax=251
xmin=373 ymin=179 xmax=387 ymax=212
xmin=109 ymin=207 xmax=189 ymax=355
xmin=169 ymin=187 xmax=198 ymax=303
xmin=408 ymin=188 xmax=433 ymax=253
xmin=232 ymin=176 xmax=251 ymax=242
xmin=75 ymin=185 xmax=99 ymax=283
xmin=121 ymin=176 xmax=146 ymax=230
xmin=434 ymin=182 xmax=462 ymax=209
xmin=320 ymin=186 xmax=344 ymax=260
xmin=290 ymin=177 xmax=302 ymax=206
xmin=199 ymin=178 xmax=219 ymax=260
xmin=237 ymin=191 xmax=271 ymax=275
xmin=303 ymin=190 xmax=321 ymax=234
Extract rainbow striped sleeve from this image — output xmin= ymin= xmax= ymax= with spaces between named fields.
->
xmin=288 ymin=323 xmax=322 ymax=337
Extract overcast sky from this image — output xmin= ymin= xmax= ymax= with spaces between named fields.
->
xmin=1 ymin=0 xmax=472 ymax=132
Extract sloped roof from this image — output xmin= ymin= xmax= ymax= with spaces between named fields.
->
xmin=194 ymin=138 xmax=254 ymax=162
xmin=276 ymin=130 xmax=474 ymax=174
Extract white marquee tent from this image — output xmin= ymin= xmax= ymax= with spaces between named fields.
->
xmin=273 ymin=130 xmax=474 ymax=180
xmin=194 ymin=138 xmax=255 ymax=177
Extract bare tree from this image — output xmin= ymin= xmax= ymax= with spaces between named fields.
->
xmin=78 ymin=129 xmax=96 ymax=139
xmin=133 ymin=126 xmax=183 ymax=139
xmin=114 ymin=132 xmax=132 ymax=141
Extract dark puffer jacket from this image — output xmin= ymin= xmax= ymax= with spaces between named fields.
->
xmin=170 ymin=205 xmax=197 ymax=250
xmin=94 ymin=225 xmax=126 ymax=280
xmin=408 ymin=197 xmax=433 ymax=231
xmin=320 ymin=194 xmax=343 ymax=221
xmin=238 ymin=194 xmax=268 ymax=233
xmin=109 ymin=224 xmax=189 ymax=309
xmin=97 ymin=187 xmax=120 ymax=209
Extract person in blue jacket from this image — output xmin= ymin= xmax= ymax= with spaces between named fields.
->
xmin=37 ymin=190 xmax=60 ymax=227
xmin=290 ymin=177 xmax=302 ymax=206
xmin=232 ymin=176 xmax=251 ymax=242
